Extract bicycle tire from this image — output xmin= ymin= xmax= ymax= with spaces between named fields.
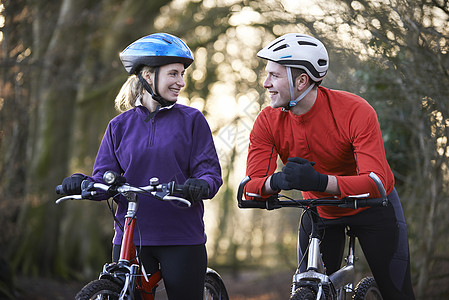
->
xmin=353 ymin=277 xmax=383 ymax=300
xmin=204 ymin=272 xmax=229 ymax=300
xmin=75 ymin=278 xmax=122 ymax=300
xmin=290 ymin=286 xmax=317 ymax=300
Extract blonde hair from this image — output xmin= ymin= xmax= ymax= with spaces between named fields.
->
xmin=114 ymin=66 xmax=154 ymax=113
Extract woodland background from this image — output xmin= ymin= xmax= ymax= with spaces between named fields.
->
xmin=1 ymin=0 xmax=448 ymax=299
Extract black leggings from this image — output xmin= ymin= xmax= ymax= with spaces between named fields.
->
xmin=113 ymin=244 xmax=207 ymax=300
xmin=298 ymin=189 xmax=415 ymax=300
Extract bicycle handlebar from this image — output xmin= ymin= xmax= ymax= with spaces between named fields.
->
xmin=237 ymin=172 xmax=389 ymax=210
xmin=55 ymin=171 xmax=190 ymax=206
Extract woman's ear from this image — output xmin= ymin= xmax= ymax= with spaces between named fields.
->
xmin=142 ymin=70 xmax=153 ymax=85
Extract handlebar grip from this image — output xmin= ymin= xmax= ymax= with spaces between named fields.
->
xmin=55 ymin=185 xmax=65 ymax=195
xmin=237 ymin=176 xmax=270 ymax=209
xmin=168 ymin=182 xmax=184 ymax=194
xmin=353 ymin=197 xmax=388 ymax=208
xmin=368 ymin=172 xmax=387 ymax=199
xmin=239 ymin=199 xmax=269 ymax=209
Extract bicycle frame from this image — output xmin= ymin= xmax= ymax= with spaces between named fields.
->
xmin=99 ymin=191 xmax=161 ymax=300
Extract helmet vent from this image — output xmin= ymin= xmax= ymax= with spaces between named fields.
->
xmin=268 ymin=39 xmax=285 ymax=50
xmin=162 ymin=38 xmax=172 ymax=44
xmin=273 ymin=44 xmax=289 ymax=52
xmin=298 ymin=41 xmax=317 ymax=47
xmin=318 ymin=59 xmax=327 ymax=66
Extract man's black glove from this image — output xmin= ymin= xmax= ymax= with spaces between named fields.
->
xmin=270 ymin=157 xmax=312 ymax=191
xmin=282 ymin=157 xmax=328 ymax=192
xmin=182 ymin=178 xmax=210 ymax=204
xmin=270 ymin=172 xmax=290 ymax=191
xmin=61 ymin=173 xmax=87 ymax=195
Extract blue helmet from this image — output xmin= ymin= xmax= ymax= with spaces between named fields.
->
xmin=120 ymin=33 xmax=194 ymax=74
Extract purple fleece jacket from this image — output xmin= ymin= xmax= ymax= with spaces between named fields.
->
xmin=90 ymin=103 xmax=222 ymax=246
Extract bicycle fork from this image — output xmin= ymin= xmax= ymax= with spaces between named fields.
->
xmin=292 ymin=236 xmax=331 ymax=298
xmin=119 ymin=264 xmax=139 ymax=300
xmin=292 ymin=225 xmax=357 ymax=299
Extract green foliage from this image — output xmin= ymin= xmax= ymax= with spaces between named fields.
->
xmin=326 ymin=0 xmax=449 ymax=297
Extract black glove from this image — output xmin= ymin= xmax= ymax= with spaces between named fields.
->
xmin=282 ymin=157 xmax=328 ymax=192
xmin=270 ymin=158 xmax=312 ymax=191
xmin=182 ymin=178 xmax=210 ymax=204
xmin=270 ymin=172 xmax=290 ymax=191
xmin=61 ymin=173 xmax=87 ymax=195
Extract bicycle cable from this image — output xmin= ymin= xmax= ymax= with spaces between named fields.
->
xmin=105 ymin=184 xmax=179 ymax=274
xmin=297 ymin=206 xmax=327 ymax=271
xmin=133 ymin=213 xmax=144 ymax=265
xmin=297 ymin=208 xmax=310 ymax=270
xmin=107 ymin=194 xmax=125 ymax=232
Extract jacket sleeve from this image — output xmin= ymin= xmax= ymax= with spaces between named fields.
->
xmin=188 ymin=113 xmax=222 ymax=199
xmin=91 ymin=122 xmax=122 ymax=184
xmin=335 ymin=104 xmax=394 ymax=198
xmin=245 ymin=110 xmax=278 ymax=199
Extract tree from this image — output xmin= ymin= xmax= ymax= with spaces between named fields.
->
xmin=0 ymin=0 xmax=173 ymax=279
xmin=312 ymin=0 xmax=449 ymax=297
xmin=1 ymin=0 xmax=448 ymax=298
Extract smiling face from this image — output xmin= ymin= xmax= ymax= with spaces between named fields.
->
xmin=150 ymin=63 xmax=186 ymax=103
xmin=262 ymin=61 xmax=292 ymax=108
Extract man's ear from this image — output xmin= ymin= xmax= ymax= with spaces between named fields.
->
xmin=296 ymin=73 xmax=310 ymax=91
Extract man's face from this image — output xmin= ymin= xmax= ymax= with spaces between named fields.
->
xmin=263 ymin=61 xmax=291 ymax=108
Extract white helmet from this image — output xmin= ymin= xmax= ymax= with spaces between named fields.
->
xmin=258 ymin=34 xmax=329 ymax=109
xmin=257 ymin=33 xmax=329 ymax=82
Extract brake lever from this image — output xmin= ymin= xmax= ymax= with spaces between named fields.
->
xmin=151 ymin=186 xmax=171 ymax=201
xmin=151 ymin=187 xmax=191 ymax=207
xmin=80 ymin=180 xmax=100 ymax=199
xmin=55 ymin=195 xmax=83 ymax=204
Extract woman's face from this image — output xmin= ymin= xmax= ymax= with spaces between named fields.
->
xmin=150 ymin=63 xmax=186 ymax=103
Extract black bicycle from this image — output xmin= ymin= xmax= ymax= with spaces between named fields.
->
xmin=237 ymin=172 xmax=386 ymax=300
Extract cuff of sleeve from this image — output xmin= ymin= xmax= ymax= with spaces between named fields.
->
xmin=318 ymin=174 xmax=329 ymax=192
xmin=244 ymin=176 xmax=273 ymax=200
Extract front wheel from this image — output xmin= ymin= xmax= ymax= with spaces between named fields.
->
xmin=204 ymin=270 xmax=229 ymax=300
xmin=353 ymin=277 xmax=383 ymax=300
xmin=290 ymin=286 xmax=317 ymax=300
xmin=75 ymin=279 xmax=121 ymax=300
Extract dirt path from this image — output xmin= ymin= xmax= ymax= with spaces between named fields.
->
xmin=13 ymin=270 xmax=293 ymax=300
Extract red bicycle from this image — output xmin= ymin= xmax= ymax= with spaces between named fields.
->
xmin=56 ymin=171 xmax=228 ymax=300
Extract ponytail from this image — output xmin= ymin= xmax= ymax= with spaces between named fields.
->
xmin=114 ymin=66 xmax=154 ymax=113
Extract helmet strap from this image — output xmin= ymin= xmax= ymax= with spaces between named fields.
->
xmin=284 ymin=66 xmax=315 ymax=110
xmin=137 ymin=70 xmax=173 ymax=107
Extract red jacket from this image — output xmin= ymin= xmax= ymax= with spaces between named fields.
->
xmin=245 ymin=86 xmax=394 ymax=219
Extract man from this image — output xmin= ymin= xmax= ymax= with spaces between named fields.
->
xmin=244 ymin=33 xmax=415 ymax=299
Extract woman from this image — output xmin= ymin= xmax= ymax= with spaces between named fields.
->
xmin=61 ymin=33 xmax=222 ymax=299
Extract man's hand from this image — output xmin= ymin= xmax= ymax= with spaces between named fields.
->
xmin=269 ymin=172 xmax=290 ymax=191
xmin=270 ymin=157 xmax=328 ymax=192
xmin=283 ymin=157 xmax=328 ymax=192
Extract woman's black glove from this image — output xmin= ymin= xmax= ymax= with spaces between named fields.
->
xmin=182 ymin=178 xmax=210 ymax=204
xmin=61 ymin=173 xmax=87 ymax=195
xmin=270 ymin=157 xmax=328 ymax=192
